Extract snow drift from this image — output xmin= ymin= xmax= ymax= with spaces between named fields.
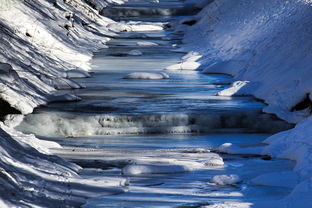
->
xmin=0 ymin=0 xmax=128 ymax=206
xmin=184 ymin=0 xmax=312 ymax=124
xmin=182 ymin=0 xmax=312 ymax=207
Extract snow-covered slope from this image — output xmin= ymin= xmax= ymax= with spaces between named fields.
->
xmin=182 ymin=0 xmax=312 ymax=207
xmin=184 ymin=0 xmax=312 ymax=124
xmin=0 ymin=0 xmax=116 ymax=114
xmin=0 ymin=0 xmax=129 ymax=207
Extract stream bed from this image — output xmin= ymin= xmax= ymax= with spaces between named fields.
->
xmin=15 ymin=0 xmax=295 ymax=207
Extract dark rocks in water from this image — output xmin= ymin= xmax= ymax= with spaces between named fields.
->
xmin=261 ymin=155 xmax=272 ymax=161
xmin=0 ymin=98 xmax=20 ymax=121
xmin=291 ymin=93 xmax=312 ymax=113
xmin=107 ymin=53 xmax=128 ymax=57
xmin=25 ymin=32 xmax=32 ymax=37
xmin=182 ymin=19 xmax=197 ymax=26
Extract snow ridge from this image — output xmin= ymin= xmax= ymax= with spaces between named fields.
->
xmin=183 ymin=0 xmax=312 ymax=207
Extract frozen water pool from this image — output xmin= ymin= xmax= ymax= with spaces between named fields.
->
xmin=15 ymin=0 xmax=295 ymax=207
xmin=47 ymin=133 xmax=294 ymax=208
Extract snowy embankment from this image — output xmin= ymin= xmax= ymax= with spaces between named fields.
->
xmin=180 ymin=0 xmax=312 ymax=207
xmin=0 ymin=0 xmax=133 ymax=206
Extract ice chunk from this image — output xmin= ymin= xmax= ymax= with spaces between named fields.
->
xmin=217 ymin=143 xmax=263 ymax=155
xmin=128 ymin=50 xmax=143 ymax=56
xmin=211 ymin=174 xmax=241 ymax=185
xmin=123 ymin=72 xmax=169 ymax=80
xmin=165 ymin=61 xmax=201 ymax=71
xmin=205 ymin=158 xmax=224 ymax=166
xmin=217 ymin=81 xmax=249 ymax=96
xmin=107 ymin=22 xmax=132 ymax=32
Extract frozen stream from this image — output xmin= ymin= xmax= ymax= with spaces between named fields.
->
xmin=16 ymin=0 xmax=295 ymax=207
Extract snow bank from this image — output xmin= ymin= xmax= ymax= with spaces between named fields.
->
xmin=0 ymin=0 xmax=130 ymax=206
xmin=0 ymin=0 xmax=117 ymax=114
xmin=182 ymin=0 xmax=312 ymax=206
xmin=0 ymin=122 xmax=126 ymax=207
xmin=184 ymin=0 xmax=312 ymax=124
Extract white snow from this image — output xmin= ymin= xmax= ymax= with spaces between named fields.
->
xmin=217 ymin=81 xmax=250 ymax=96
xmin=128 ymin=50 xmax=143 ymax=56
xmin=217 ymin=143 xmax=264 ymax=155
xmin=0 ymin=0 xmax=128 ymax=206
xmin=165 ymin=51 xmax=202 ymax=70
xmin=184 ymin=0 xmax=312 ymax=124
xmin=202 ymin=202 xmax=252 ymax=208
xmin=1 ymin=0 xmax=312 ymax=206
xmin=0 ymin=0 xmax=118 ymax=114
xmin=211 ymin=174 xmax=241 ymax=186
xmin=165 ymin=61 xmax=201 ymax=71
xmin=123 ymin=72 xmax=169 ymax=80
xmin=182 ymin=0 xmax=312 ymax=207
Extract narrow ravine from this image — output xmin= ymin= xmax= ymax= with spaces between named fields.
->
xmin=15 ymin=0 xmax=295 ymax=207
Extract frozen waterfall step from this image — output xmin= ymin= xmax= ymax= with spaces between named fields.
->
xmin=15 ymin=112 xmax=292 ymax=138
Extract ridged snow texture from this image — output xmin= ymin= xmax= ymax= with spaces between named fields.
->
xmin=184 ymin=0 xmax=312 ymax=123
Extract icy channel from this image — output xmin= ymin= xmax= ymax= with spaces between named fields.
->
xmin=14 ymin=0 xmax=295 ymax=207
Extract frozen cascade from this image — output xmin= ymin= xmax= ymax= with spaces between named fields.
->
xmin=17 ymin=112 xmax=291 ymax=137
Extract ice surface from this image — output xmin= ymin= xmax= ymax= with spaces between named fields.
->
xmin=136 ymin=41 xmax=159 ymax=46
xmin=123 ymin=72 xmax=169 ymax=79
xmin=122 ymin=164 xmax=190 ymax=175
